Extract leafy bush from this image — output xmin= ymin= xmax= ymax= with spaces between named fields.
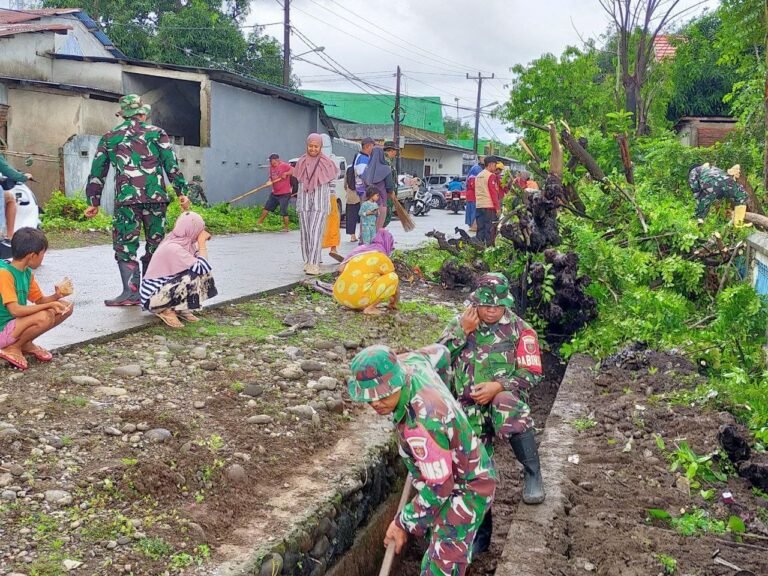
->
xmin=40 ymin=191 xmax=111 ymax=232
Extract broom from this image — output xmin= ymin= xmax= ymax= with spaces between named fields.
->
xmin=392 ymin=196 xmax=415 ymax=232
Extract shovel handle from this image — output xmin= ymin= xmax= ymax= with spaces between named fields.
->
xmin=378 ymin=473 xmax=413 ymax=576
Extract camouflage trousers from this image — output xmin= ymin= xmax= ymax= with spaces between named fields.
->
xmin=112 ymin=203 xmax=167 ymax=265
xmin=461 ymin=389 xmax=533 ymax=456
xmin=694 ymin=182 xmax=748 ymax=218
xmin=420 ymin=491 xmax=493 ymax=575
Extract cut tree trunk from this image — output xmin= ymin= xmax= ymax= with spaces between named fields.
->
xmin=745 ymin=212 xmax=768 ymax=230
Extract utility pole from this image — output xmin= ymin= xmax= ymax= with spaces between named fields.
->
xmin=467 ymin=72 xmax=494 ymax=159
xmin=394 ymin=65 xmax=402 ymax=174
xmin=282 ymin=0 xmax=291 ymax=87
xmin=454 ymin=97 xmax=460 ymax=139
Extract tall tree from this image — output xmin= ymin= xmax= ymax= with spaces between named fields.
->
xmin=598 ymin=0 xmax=706 ymax=135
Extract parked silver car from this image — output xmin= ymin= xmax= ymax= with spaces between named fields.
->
xmin=423 ymin=174 xmax=462 ymax=209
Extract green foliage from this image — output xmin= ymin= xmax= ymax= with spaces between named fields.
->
xmin=666 ymin=14 xmax=740 ymax=121
xmin=654 ymin=553 xmax=677 ymax=575
xmin=166 ymin=201 xmax=299 ymax=234
xmin=392 ymin=246 xmax=451 ymax=282
xmin=671 ymin=508 xmax=726 ymax=536
xmin=668 ymin=441 xmax=728 ymax=488
xmin=568 ymin=416 xmax=597 ymax=431
xmin=136 ymin=537 xmax=173 ymax=560
xmin=40 ymin=191 xmax=111 ymax=232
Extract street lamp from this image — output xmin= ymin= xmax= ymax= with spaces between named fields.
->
xmin=293 ymin=47 xmax=325 ymax=59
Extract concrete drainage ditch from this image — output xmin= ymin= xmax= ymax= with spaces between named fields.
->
xmin=219 ymin=353 xmax=581 ymax=576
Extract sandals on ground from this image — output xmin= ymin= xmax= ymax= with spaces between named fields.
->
xmin=177 ymin=310 xmax=200 ymax=322
xmin=156 ymin=310 xmax=184 ymax=329
xmin=0 ymin=350 xmax=28 ymax=370
xmin=24 ymin=345 xmax=53 ymax=362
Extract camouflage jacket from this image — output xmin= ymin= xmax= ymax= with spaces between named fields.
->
xmin=86 ymin=119 xmax=188 ymax=207
xmin=392 ymin=345 xmax=496 ymax=537
xmin=688 ymin=166 xmax=746 ymax=202
xmin=440 ymin=310 xmax=543 ymax=405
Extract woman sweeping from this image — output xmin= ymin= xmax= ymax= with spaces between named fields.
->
xmin=361 ymin=146 xmax=396 ymax=231
xmin=140 ymin=211 xmax=217 ymax=328
xmin=295 ymin=133 xmax=337 ymax=275
xmin=332 ymin=229 xmax=399 ymax=316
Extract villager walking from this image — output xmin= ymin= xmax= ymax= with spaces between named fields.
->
xmin=348 ymin=344 xmax=496 ymax=575
xmin=84 ymin=94 xmax=190 ymax=306
xmin=295 ymin=133 xmax=337 ymax=275
xmin=440 ymin=272 xmax=545 ymax=553
xmin=473 ymin=157 xmax=501 ymax=245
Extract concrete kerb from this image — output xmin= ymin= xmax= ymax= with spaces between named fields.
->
xmin=48 ymin=281 xmax=303 ymax=354
xmin=495 ymin=353 xmax=593 ymax=576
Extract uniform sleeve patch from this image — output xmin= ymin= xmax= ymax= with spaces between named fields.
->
xmin=516 ymin=329 xmax=543 ymax=374
xmin=404 ymin=424 xmax=452 ymax=485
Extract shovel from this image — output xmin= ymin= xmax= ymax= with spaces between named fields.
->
xmin=378 ymin=473 xmax=413 ymax=576
xmin=227 ymin=182 xmax=272 ymax=205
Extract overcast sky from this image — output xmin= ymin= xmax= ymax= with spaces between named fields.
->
xmin=249 ymin=0 xmax=718 ymax=142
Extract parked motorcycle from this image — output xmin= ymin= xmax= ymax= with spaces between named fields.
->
xmin=449 ymin=189 xmax=464 ymax=214
xmin=412 ymin=187 xmax=432 ymax=216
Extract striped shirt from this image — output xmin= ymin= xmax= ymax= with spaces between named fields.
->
xmin=140 ymin=256 xmax=212 ymax=308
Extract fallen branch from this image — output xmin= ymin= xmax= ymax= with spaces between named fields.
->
xmin=425 ymin=230 xmax=461 ymax=256
xmin=745 ymin=212 xmax=768 ymax=230
xmin=717 ymin=240 xmax=745 ymax=296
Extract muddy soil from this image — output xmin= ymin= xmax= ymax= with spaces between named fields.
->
xmin=0 ymin=281 xmax=462 ymax=576
xmin=551 ymin=350 xmax=768 ymax=576
xmin=398 ymin=352 xmax=567 ymax=575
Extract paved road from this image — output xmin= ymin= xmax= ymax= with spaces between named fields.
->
xmin=34 ymin=209 xmax=469 ymax=350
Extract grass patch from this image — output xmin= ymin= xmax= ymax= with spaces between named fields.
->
xmin=59 ymin=396 xmax=89 ymax=408
xmin=398 ymin=300 xmax=458 ymax=324
xmin=568 ymin=416 xmax=597 ymax=431
xmin=392 ymin=245 xmax=449 ymax=281
xmin=136 ymin=537 xmax=174 ymax=560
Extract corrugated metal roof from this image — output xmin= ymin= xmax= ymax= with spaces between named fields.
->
xmin=0 ymin=8 xmax=80 ymax=24
xmin=51 ymin=53 xmax=338 ymax=136
xmin=0 ymin=22 xmax=71 ymax=37
xmin=0 ymin=8 xmax=126 ymax=58
xmin=301 ymin=90 xmax=444 ymax=133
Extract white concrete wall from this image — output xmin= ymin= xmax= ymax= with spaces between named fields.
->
xmin=423 ymin=147 xmax=463 ymax=175
xmin=0 ymin=33 xmax=55 ymax=80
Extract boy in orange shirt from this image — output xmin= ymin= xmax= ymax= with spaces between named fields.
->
xmin=0 ymin=227 xmax=73 ymax=370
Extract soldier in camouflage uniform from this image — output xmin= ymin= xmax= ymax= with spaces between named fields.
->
xmin=187 ymin=176 xmax=209 ymax=207
xmin=348 ymin=344 xmax=496 ymax=576
xmin=85 ymin=94 xmax=190 ymax=306
xmin=439 ymin=272 xmax=545 ymax=553
xmin=688 ymin=163 xmax=748 ymax=225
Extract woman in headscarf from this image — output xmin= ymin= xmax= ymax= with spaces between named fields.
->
xmin=140 ymin=211 xmax=217 ymax=328
xmin=332 ymin=229 xmax=399 ymax=316
xmin=361 ymin=146 xmax=395 ymax=231
xmin=295 ymin=133 xmax=338 ymax=275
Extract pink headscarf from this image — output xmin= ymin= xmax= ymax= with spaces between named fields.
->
xmin=293 ymin=133 xmax=337 ymax=194
xmin=145 ymin=211 xmax=206 ymax=279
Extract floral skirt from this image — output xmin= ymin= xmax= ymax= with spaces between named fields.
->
xmin=143 ymin=271 xmax=218 ymax=313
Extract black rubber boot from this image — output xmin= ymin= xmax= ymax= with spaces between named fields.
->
xmin=472 ymin=509 xmax=492 ymax=555
xmin=510 ymin=429 xmax=545 ymax=504
xmin=141 ymin=253 xmax=152 ymax=277
xmin=104 ymin=261 xmax=141 ymax=306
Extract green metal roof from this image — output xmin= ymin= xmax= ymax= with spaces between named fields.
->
xmin=448 ymin=138 xmax=490 ymax=154
xmin=300 ymin=90 xmax=444 ymax=133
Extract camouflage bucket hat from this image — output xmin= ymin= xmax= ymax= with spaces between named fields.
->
xmin=118 ymin=94 xmax=151 ymax=118
xmin=470 ymin=272 xmax=515 ymax=308
xmin=348 ymin=345 xmax=407 ymax=402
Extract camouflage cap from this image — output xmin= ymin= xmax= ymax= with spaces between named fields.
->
xmin=118 ymin=94 xmax=151 ymax=118
xmin=470 ymin=272 xmax=515 ymax=308
xmin=348 ymin=345 xmax=407 ymax=402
